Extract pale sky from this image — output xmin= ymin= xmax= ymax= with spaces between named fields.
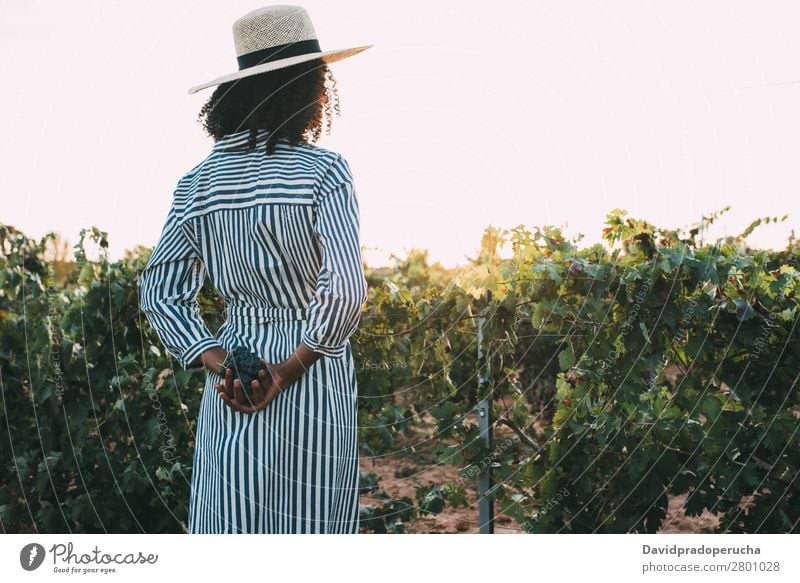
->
xmin=1 ymin=0 xmax=799 ymax=267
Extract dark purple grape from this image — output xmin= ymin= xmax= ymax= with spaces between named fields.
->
xmin=219 ymin=346 xmax=270 ymax=394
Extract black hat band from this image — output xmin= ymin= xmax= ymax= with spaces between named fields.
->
xmin=237 ymin=38 xmax=322 ymax=70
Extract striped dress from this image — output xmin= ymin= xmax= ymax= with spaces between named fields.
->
xmin=139 ymin=128 xmax=368 ymax=534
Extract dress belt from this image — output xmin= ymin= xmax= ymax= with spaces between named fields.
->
xmin=225 ymin=304 xmax=308 ymax=322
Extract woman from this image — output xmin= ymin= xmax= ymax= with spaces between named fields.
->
xmin=139 ymin=5 xmax=372 ymax=533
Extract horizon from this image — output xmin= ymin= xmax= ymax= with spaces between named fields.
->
xmin=12 ymin=204 xmax=794 ymax=269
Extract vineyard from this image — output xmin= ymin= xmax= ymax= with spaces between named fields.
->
xmin=0 ymin=209 xmax=798 ymax=534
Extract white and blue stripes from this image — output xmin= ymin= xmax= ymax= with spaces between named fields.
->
xmin=139 ymin=129 xmax=368 ymax=533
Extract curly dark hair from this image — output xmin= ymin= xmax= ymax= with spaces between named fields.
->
xmin=198 ymin=58 xmax=340 ymax=155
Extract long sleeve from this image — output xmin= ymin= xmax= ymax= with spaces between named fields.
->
xmin=301 ymin=155 xmax=369 ymax=358
xmin=139 ymin=196 xmax=222 ymax=370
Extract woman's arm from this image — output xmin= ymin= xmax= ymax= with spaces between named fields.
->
xmin=300 ymin=154 xmax=369 ymax=356
xmin=140 ymin=195 xmax=224 ymax=370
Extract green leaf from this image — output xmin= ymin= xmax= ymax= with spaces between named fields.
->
xmin=558 ymin=345 xmax=575 ymax=371
xmin=418 ymin=486 xmax=446 ymax=515
xmin=531 ymin=302 xmax=545 ymax=329
xmin=546 ymin=263 xmax=563 ymax=284
xmin=639 ymin=321 xmax=651 ymax=344
xmin=733 ymin=298 xmax=755 ymax=321
xmin=430 ymin=401 xmax=458 ymax=422
xmin=700 ymin=396 xmax=722 ymax=420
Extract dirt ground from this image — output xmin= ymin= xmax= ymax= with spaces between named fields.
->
xmin=359 ymin=413 xmax=720 ymax=534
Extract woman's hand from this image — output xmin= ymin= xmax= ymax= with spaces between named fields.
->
xmin=198 ymin=347 xmax=228 ymax=373
xmin=212 ymin=343 xmax=323 ymax=414
xmin=214 ymin=360 xmax=286 ymax=414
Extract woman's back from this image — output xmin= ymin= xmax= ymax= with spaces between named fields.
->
xmin=140 ymin=128 xmax=367 ymax=369
xmin=175 ymin=129 xmax=342 ymax=309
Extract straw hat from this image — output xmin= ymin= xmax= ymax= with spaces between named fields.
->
xmin=188 ymin=5 xmax=372 ymax=94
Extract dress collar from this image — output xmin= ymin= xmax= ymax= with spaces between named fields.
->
xmin=212 ymin=128 xmax=274 ymax=152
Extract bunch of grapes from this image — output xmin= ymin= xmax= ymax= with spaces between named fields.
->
xmin=219 ymin=346 xmax=270 ymax=394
